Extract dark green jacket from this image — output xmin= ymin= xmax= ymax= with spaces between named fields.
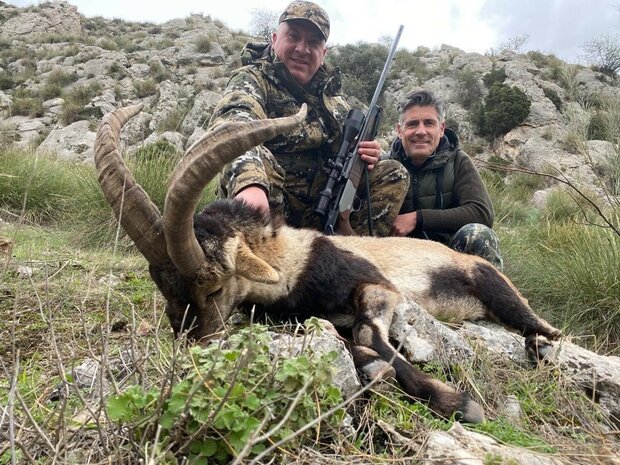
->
xmin=386 ymin=129 xmax=494 ymax=243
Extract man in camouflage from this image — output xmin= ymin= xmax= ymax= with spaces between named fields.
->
xmin=209 ymin=0 xmax=408 ymax=235
xmin=385 ymin=89 xmax=504 ymax=270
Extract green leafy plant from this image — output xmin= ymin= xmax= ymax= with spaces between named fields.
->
xmin=107 ymin=324 xmax=344 ymax=462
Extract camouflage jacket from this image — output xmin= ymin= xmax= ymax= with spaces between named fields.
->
xmin=208 ymin=42 xmax=350 ymax=198
xmin=385 ymin=128 xmax=494 ymax=243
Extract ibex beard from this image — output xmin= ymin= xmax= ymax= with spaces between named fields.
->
xmin=95 ymin=104 xmax=561 ymax=424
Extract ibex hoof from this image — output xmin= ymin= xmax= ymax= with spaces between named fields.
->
xmin=456 ymin=399 xmax=486 ymax=424
xmin=525 ymin=334 xmax=557 ymax=363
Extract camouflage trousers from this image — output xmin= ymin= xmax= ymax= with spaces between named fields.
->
xmin=448 ymin=223 xmax=504 ymax=271
xmin=218 ymin=154 xmax=409 ymax=236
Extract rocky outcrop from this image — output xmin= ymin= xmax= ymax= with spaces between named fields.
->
xmin=0 ymin=1 xmax=83 ymax=38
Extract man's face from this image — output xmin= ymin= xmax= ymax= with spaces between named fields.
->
xmin=272 ymin=20 xmax=327 ymax=86
xmin=397 ymin=105 xmax=446 ymax=165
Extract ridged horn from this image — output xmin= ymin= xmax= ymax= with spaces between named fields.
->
xmin=95 ymin=104 xmax=171 ymax=267
xmin=163 ymin=104 xmax=308 ymax=278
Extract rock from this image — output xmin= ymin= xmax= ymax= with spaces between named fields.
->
xmin=0 ymin=2 xmax=83 ymax=38
xmin=143 ymin=130 xmax=185 ymax=153
xmin=37 ymin=120 xmax=96 ymax=162
xmin=460 ymin=322 xmax=620 ymax=425
xmin=389 ymin=301 xmax=475 ymax=365
xmin=82 ymin=52 xmax=129 ymax=77
xmin=269 ymin=325 xmax=361 ymax=398
xmin=420 ymin=422 xmax=567 ymax=464
xmin=180 ymin=89 xmax=221 ymax=135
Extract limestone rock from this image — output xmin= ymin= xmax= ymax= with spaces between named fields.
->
xmin=420 ymin=422 xmax=567 ymax=464
xmin=37 ymin=120 xmax=96 ymax=162
xmin=0 ymin=2 xmax=83 ymax=38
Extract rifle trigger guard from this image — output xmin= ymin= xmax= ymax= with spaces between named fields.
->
xmin=352 ymin=195 xmax=363 ymax=213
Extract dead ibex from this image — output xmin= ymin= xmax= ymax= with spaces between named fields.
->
xmin=95 ymin=104 xmax=561 ymax=424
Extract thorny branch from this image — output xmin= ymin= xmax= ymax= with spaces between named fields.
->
xmin=481 ymin=161 xmax=620 ymax=237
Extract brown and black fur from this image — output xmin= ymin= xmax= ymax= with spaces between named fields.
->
xmin=95 ymin=104 xmax=561 ymax=424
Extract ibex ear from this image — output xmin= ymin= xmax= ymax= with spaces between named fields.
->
xmin=236 ymin=240 xmax=279 ymax=284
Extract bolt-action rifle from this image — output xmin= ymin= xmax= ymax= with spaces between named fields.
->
xmin=315 ymin=25 xmax=404 ymax=235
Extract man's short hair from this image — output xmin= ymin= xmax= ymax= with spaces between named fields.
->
xmin=279 ymin=1 xmax=330 ymax=40
xmin=399 ymin=89 xmax=446 ymax=123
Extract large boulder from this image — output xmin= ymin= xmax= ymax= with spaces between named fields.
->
xmin=0 ymin=1 xmax=83 ymax=38
xmin=37 ymin=120 xmax=96 ymax=162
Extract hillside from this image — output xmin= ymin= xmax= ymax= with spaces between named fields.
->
xmin=0 ymin=0 xmax=618 ymax=203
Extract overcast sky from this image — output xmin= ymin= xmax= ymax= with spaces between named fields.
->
xmin=7 ymin=0 xmax=620 ymax=64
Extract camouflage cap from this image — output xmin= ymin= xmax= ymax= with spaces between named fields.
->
xmin=278 ymin=1 xmax=330 ymax=41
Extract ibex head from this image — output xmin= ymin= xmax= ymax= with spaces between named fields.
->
xmin=94 ymin=104 xmax=307 ymax=341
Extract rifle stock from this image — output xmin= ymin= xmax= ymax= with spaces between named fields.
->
xmin=315 ymin=25 xmax=404 ymax=235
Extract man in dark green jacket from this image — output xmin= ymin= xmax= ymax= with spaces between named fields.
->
xmin=385 ymin=89 xmax=503 ymax=269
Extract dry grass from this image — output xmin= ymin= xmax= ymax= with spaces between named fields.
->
xmin=0 ymin=219 xmax=618 ymax=464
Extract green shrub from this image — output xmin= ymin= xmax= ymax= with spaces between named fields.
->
xmin=482 ymin=66 xmax=506 ymax=88
xmin=0 ymin=149 xmax=75 ymax=222
xmin=455 ymin=68 xmax=483 ymax=109
xmin=543 ymin=87 xmax=563 ymax=111
xmin=39 ymin=69 xmax=77 ymax=100
xmin=107 ymin=61 xmax=127 ymax=79
xmin=10 ymin=90 xmax=44 ymax=117
xmin=0 ymin=71 xmax=14 ymax=90
xmin=326 ymin=42 xmax=389 ymax=103
xmin=106 ymin=323 xmax=344 ymax=462
xmin=148 ymin=61 xmax=172 ymax=83
xmin=133 ymin=78 xmax=157 ymax=98
xmin=392 ymin=49 xmax=430 ymax=80
xmin=587 ymin=111 xmax=608 ymax=140
xmin=195 ymin=35 xmax=213 ymax=53
xmin=153 ymin=38 xmax=175 ymax=50
xmin=473 ymin=83 xmax=531 ymax=137
xmin=60 ymin=82 xmax=103 ymax=125
xmin=155 ymin=109 xmax=187 ymax=133
xmin=97 ymin=37 xmax=118 ymax=51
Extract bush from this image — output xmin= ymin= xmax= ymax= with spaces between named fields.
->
xmin=473 ymin=83 xmax=531 ymax=137
xmin=0 ymin=71 xmax=14 ymax=90
xmin=10 ymin=90 xmax=44 ymax=117
xmin=106 ymin=323 xmax=344 ymax=462
xmin=60 ymin=82 xmax=103 ymax=125
xmin=543 ymin=87 xmax=563 ymax=111
xmin=581 ymin=35 xmax=620 ymax=76
xmin=482 ymin=66 xmax=506 ymax=88
xmin=392 ymin=49 xmax=430 ymax=80
xmin=326 ymin=42 xmax=389 ymax=103
xmin=587 ymin=111 xmax=608 ymax=140
xmin=195 ymin=35 xmax=213 ymax=53
xmin=455 ymin=68 xmax=483 ymax=109
xmin=0 ymin=149 xmax=75 ymax=222
xmin=503 ymin=221 xmax=620 ymax=351
xmin=149 ymin=61 xmax=172 ymax=83
xmin=133 ymin=78 xmax=157 ymax=98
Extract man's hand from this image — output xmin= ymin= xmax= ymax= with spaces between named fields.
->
xmin=391 ymin=212 xmax=417 ymax=236
xmin=235 ymin=185 xmax=270 ymax=213
xmin=358 ymin=140 xmax=382 ymax=171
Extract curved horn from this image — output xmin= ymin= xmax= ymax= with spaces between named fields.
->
xmin=164 ymin=104 xmax=308 ymax=278
xmin=95 ymin=105 xmax=171 ymax=267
